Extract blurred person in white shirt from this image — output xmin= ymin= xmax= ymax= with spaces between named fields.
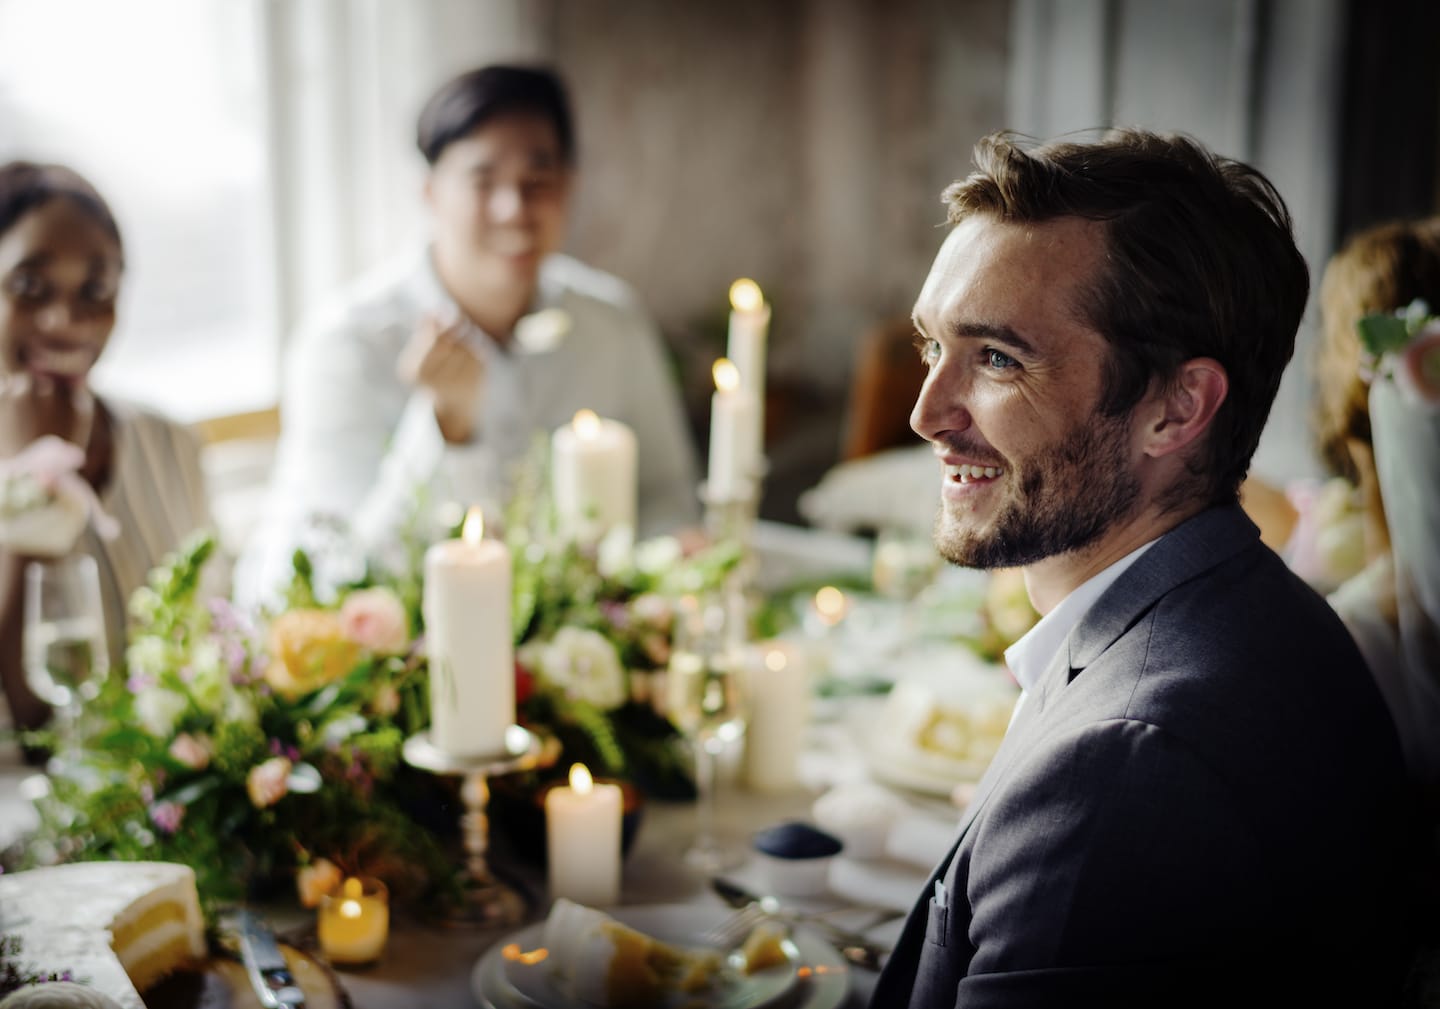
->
xmin=237 ymin=65 xmax=698 ymax=607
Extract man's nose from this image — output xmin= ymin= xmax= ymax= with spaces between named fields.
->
xmin=910 ymin=365 xmax=970 ymax=442
xmin=487 ymin=184 xmax=527 ymax=224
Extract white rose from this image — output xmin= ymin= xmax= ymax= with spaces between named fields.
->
xmin=525 ymin=627 xmax=628 ymax=711
xmin=134 ymin=686 xmax=188 ymax=738
xmin=634 ymin=536 xmax=682 ymax=576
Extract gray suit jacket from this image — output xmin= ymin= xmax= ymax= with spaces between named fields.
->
xmin=872 ymin=506 xmax=1414 ymax=1008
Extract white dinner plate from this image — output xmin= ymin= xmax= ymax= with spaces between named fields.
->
xmin=471 ymin=903 xmax=851 ymax=1009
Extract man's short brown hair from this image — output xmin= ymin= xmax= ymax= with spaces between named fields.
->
xmin=944 ymin=129 xmax=1310 ymax=507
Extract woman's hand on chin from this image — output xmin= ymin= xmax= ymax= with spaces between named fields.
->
xmin=0 ymin=365 xmax=95 ymax=457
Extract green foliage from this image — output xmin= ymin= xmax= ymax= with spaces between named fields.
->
xmin=1357 ymin=298 xmax=1433 ymax=358
xmin=14 ymin=532 xmax=461 ymax=916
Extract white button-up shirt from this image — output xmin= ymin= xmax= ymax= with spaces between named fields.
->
xmin=237 ymin=246 xmax=700 ymax=606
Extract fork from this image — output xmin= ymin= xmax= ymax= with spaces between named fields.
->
xmin=702 ymin=902 xmax=772 ymax=950
xmin=703 ymin=900 xmax=891 ymax=971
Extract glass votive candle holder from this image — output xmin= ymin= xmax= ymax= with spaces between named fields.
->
xmin=318 ymin=876 xmax=389 ymax=966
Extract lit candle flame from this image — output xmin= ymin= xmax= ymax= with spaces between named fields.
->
xmin=730 ymin=278 xmax=764 ymax=313
xmin=814 ymin=585 xmax=848 ymax=625
xmin=569 ymin=762 xmax=594 ymax=794
xmin=764 ymin=648 xmax=789 ymax=673
xmin=462 ymin=506 xmax=485 ymax=544
xmin=713 ymin=358 xmax=740 ymax=393
xmin=338 ymin=876 xmax=364 ymax=919
xmin=572 ymin=409 xmax=600 ymax=439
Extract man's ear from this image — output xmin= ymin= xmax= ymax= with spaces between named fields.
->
xmin=1139 ymin=357 xmax=1228 ymax=459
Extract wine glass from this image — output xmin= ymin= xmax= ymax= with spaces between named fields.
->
xmin=24 ymin=554 xmax=109 ymax=767
xmin=666 ymin=592 xmax=748 ymax=873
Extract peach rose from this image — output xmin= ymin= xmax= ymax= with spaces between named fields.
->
xmin=246 ymin=756 xmax=292 ymax=808
xmin=168 ymin=732 xmax=212 ymax=771
xmin=338 ymin=587 xmax=410 ymax=655
xmin=296 ymin=857 xmax=343 ymax=908
xmin=264 ymin=610 xmax=361 ymax=699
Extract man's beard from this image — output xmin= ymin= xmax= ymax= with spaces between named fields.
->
xmin=934 ymin=410 xmax=1142 ymax=570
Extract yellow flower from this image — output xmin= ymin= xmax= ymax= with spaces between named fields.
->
xmin=264 ymin=609 xmax=361 ymax=699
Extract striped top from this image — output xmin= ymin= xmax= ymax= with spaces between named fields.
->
xmin=80 ymin=398 xmax=215 ymax=672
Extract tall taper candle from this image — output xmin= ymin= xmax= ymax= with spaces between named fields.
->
xmin=423 ymin=507 xmax=514 ymax=757
xmin=726 ymin=279 xmax=770 ymax=469
xmin=707 ymin=358 xmax=757 ymax=501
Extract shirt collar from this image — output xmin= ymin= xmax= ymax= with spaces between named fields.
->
xmin=1003 ymin=538 xmax=1157 ymax=692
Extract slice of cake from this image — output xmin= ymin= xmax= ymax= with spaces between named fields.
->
xmin=538 ymin=898 xmax=722 ymax=1007
xmin=0 ymin=861 xmax=206 ymax=1009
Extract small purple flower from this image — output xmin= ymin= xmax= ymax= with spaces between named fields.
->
xmin=139 ymin=782 xmax=155 ymax=804
xmin=149 ymin=800 xmax=185 ymax=834
xmin=600 ymin=600 xmax=630 ymax=630
xmin=223 ymin=639 xmax=248 ymax=676
xmin=128 ymin=672 xmax=156 ymax=693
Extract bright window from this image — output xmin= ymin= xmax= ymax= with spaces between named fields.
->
xmin=0 ymin=0 xmax=276 ymax=421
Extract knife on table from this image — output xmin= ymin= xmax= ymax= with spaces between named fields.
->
xmin=230 ymin=908 xmax=307 ymax=1009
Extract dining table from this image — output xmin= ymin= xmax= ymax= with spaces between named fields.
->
xmin=0 ymin=520 xmax=998 ymax=1009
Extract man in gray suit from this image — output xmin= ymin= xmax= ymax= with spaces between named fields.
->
xmin=875 ymin=129 xmax=1415 ymax=1007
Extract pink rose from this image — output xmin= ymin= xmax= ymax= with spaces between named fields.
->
xmin=168 ymin=733 xmax=212 ymax=771
xmin=296 ymin=857 xmax=343 ymax=908
xmin=338 ymin=588 xmax=411 ymax=656
xmin=246 ymin=756 xmax=292 ymax=809
xmin=149 ymin=800 xmax=185 ymax=834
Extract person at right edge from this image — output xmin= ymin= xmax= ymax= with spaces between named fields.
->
xmin=875 ymin=129 xmax=1417 ymax=1008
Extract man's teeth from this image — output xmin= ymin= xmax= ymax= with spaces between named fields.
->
xmin=947 ymin=463 xmax=1004 ymax=483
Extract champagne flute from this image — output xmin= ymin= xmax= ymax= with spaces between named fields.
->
xmin=666 ymin=592 xmax=748 ymax=873
xmin=24 ymin=554 xmax=109 ymax=768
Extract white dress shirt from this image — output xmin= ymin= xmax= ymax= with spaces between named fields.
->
xmin=236 ymin=246 xmax=699 ymax=607
xmin=1003 ymin=539 xmax=1156 ymax=719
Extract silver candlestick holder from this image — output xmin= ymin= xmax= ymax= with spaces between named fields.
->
xmin=403 ymin=724 xmax=557 ymax=928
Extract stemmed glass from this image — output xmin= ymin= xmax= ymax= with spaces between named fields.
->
xmin=23 ymin=554 xmax=109 ymax=771
xmin=666 ymin=591 xmax=748 ymax=873
xmin=871 ymin=524 xmax=942 ymax=650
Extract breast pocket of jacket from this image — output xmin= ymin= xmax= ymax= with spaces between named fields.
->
xmin=925 ymin=879 xmax=950 ymax=947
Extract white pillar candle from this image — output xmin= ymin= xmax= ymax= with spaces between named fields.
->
xmin=551 ymin=409 xmax=638 ymax=547
xmin=546 ymin=763 xmax=623 ymax=906
xmin=726 ymin=278 xmax=771 ymax=470
xmin=423 ymin=507 xmax=514 ymax=758
xmin=743 ymin=641 xmax=811 ymax=793
xmin=707 ymin=358 xmax=757 ymax=501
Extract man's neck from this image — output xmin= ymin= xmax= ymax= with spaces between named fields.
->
xmin=1023 ymin=502 xmax=1206 ymax=615
xmin=432 ymin=246 xmax=537 ymax=346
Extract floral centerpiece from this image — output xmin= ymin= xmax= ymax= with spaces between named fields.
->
xmin=11 ymin=457 xmax=741 ymax=910
xmin=15 ymin=534 xmax=458 ymax=913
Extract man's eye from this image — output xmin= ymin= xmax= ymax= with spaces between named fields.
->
xmin=985 ymin=348 xmax=1018 ymax=370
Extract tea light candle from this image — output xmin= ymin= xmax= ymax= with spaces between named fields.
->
xmin=318 ymin=876 xmax=389 ymax=965
xmin=726 ymin=278 xmax=770 ymax=467
xmin=551 ymin=409 xmax=638 ymax=547
xmin=743 ymin=641 xmax=811 ymax=793
xmin=546 ymin=763 xmax=623 ymax=906
xmin=423 ymin=506 xmax=514 ymax=757
xmin=707 ymin=358 xmax=757 ymax=501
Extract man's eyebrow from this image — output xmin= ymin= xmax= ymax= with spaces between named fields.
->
xmin=945 ymin=320 xmax=1039 ymax=357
